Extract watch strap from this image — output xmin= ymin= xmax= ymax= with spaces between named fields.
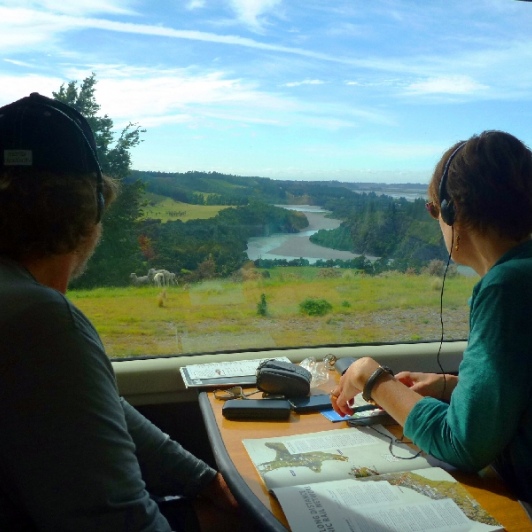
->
xmin=362 ymin=365 xmax=394 ymax=405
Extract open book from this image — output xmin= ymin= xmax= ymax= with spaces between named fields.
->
xmin=242 ymin=426 xmax=502 ymax=532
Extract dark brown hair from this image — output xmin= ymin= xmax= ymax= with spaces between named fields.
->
xmin=0 ymin=169 xmax=118 ymax=260
xmin=428 ymin=130 xmax=532 ymax=240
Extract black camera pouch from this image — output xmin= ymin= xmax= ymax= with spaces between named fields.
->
xmin=222 ymin=399 xmax=291 ymax=420
xmin=256 ymin=359 xmax=312 ymax=397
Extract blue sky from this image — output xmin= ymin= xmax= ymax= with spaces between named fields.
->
xmin=1 ymin=1 xmax=532 ymax=183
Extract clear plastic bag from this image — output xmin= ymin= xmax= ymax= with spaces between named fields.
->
xmin=299 ymin=356 xmax=334 ymax=388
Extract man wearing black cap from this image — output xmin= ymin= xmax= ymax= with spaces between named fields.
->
xmin=0 ymin=93 xmax=239 ymax=531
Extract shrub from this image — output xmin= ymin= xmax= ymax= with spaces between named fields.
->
xmin=317 ymin=268 xmax=342 ymax=278
xmin=446 ymin=264 xmax=459 ymax=278
xmin=257 ymin=293 xmax=268 ymax=316
xmin=424 ymin=259 xmax=459 ymax=278
xmin=299 ymin=297 xmax=333 ymax=316
xmin=431 ymin=278 xmax=443 ymax=291
xmin=426 ymin=259 xmax=446 ymax=276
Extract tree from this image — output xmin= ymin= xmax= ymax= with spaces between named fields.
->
xmin=196 ymin=255 xmax=217 ymax=280
xmin=53 ymin=74 xmax=146 ymax=287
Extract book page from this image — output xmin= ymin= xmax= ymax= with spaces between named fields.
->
xmin=242 ymin=426 xmax=432 ymax=490
xmin=272 ymin=468 xmax=502 ymax=532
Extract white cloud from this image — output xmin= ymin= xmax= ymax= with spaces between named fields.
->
xmin=0 ymin=60 xmax=389 ymax=134
xmin=4 ymin=0 xmax=135 ymax=16
xmin=284 ymin=79 xmax=325 ymax=87
xmin=0 ymin=74 xmax=64 ymax=105
xmin=186 ymin=0 xmax=205 ymax=10
xmin=0 ymin=6 xmax=362 ymax=65
xmin=3 ymin=58 xmax=35 ymax=68
xmin=48 ymin=64 xmax=302 ymax=129
xmin=0 ymin=8 xmax=59 ymax=51
xmin=406 ymin=75 xmax=488 ymax=96
xmin=3 ymin=2 xmax=528 ymax=96
xmin=229 ymin=0 xmax=283 ymax=31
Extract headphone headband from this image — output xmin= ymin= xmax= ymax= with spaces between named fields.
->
xmin=0 ymin=92 xmax=104 ymax=223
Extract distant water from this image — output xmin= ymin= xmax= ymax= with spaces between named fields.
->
xmin=246 ymin=205 xmax=371 ymax=264
xmin=384 ymin=192 xmax=426 ymax=201
xmin=457 ymin=265 xmax=478 ymax=278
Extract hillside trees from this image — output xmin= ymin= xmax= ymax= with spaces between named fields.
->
xmin=53 ymin=74 xmax=146 ymax=287
xmin=310 ymin=195 xmax=446 ymax=264
xmin=140 ymin=202 xmax=309 ymax=278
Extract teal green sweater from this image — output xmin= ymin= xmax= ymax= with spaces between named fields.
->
xmin=405 ymin=240 xmax=532 ymax=503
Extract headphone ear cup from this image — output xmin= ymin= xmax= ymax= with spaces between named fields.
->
xmin=438 ymin=141 xmax=466 ymax=227
xmin=440 ymin=198 xmax=455 ymax=226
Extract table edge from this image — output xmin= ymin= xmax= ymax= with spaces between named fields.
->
xmin=198 ymin=392 xmax=288 ymax=532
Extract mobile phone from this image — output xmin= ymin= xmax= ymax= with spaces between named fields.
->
xmin=288 ymin=394 xmax=333 ymax=413
xmin=347 ymin=409 xmax=396 ymax=426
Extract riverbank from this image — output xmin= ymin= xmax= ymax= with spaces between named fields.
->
xmin=246 ymin=209 xmax=365 ymax=263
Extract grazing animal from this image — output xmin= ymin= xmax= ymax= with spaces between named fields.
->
xmin=153 ymin=272 xmax=165 ymax=287
xmin=147 ymin=268 xmax=158 ymax=282
xmin=130 ymin=273 xmax=150 ymax=286
xmin=148 ymin=268 xmax=176 ymax=287
xmin=166 ymin=272 xmax=178 ymax=285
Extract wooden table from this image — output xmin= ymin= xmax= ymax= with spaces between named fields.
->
xmin=199 ymin=388 xmax=532 ymax=531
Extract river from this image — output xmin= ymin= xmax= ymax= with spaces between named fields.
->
xmin=245 ymin=205 xmax=368 ymax=264
xmin=245 ymin=205 xmax=477 ymax=277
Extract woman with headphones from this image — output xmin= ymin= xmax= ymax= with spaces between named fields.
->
xmin=331 ymin=130 xmax=532 ymax=504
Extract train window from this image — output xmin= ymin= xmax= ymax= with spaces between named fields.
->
xmin=2 ymin=1 xmax=530 ymax=358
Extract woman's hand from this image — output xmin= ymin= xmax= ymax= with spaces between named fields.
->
xmin=330 ymin=357 xmax=381 ymax=417
xmin=395 ymin=371 xmax=458 ymax=402
xmin=330 ymin=358 xmax=426 ymax=426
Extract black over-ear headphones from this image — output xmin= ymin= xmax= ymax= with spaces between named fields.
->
xmin=438 ymin=142 xmax=466 ymax=226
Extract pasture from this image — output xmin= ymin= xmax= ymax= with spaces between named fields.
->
xmin=69 ymin=268 xmax=478 ymax=359
xmin=141 ymin=193 xmax=231 ymax=222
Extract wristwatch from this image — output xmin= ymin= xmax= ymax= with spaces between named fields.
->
xmin=362 ymin=365 xmax=394 ymax=405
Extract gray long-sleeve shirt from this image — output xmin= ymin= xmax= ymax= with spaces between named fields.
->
xmin=0 ymin=258 xmax=216 ymax=531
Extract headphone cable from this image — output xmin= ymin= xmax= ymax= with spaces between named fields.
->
xmin=436 ymin=227 xmax=454 ymax=402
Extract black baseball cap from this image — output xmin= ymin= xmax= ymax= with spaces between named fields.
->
xmin=0 ymin=92 xmax=104 ymax=221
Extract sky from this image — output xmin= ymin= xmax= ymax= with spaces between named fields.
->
xmin=1 ymin=0 xmax=532 ymax=183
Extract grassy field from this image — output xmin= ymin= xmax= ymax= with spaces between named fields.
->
xmin=141 ymin=192 xmax=231 ymax=222
xmin=69 ymin=267 xmax=478 ymax=358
